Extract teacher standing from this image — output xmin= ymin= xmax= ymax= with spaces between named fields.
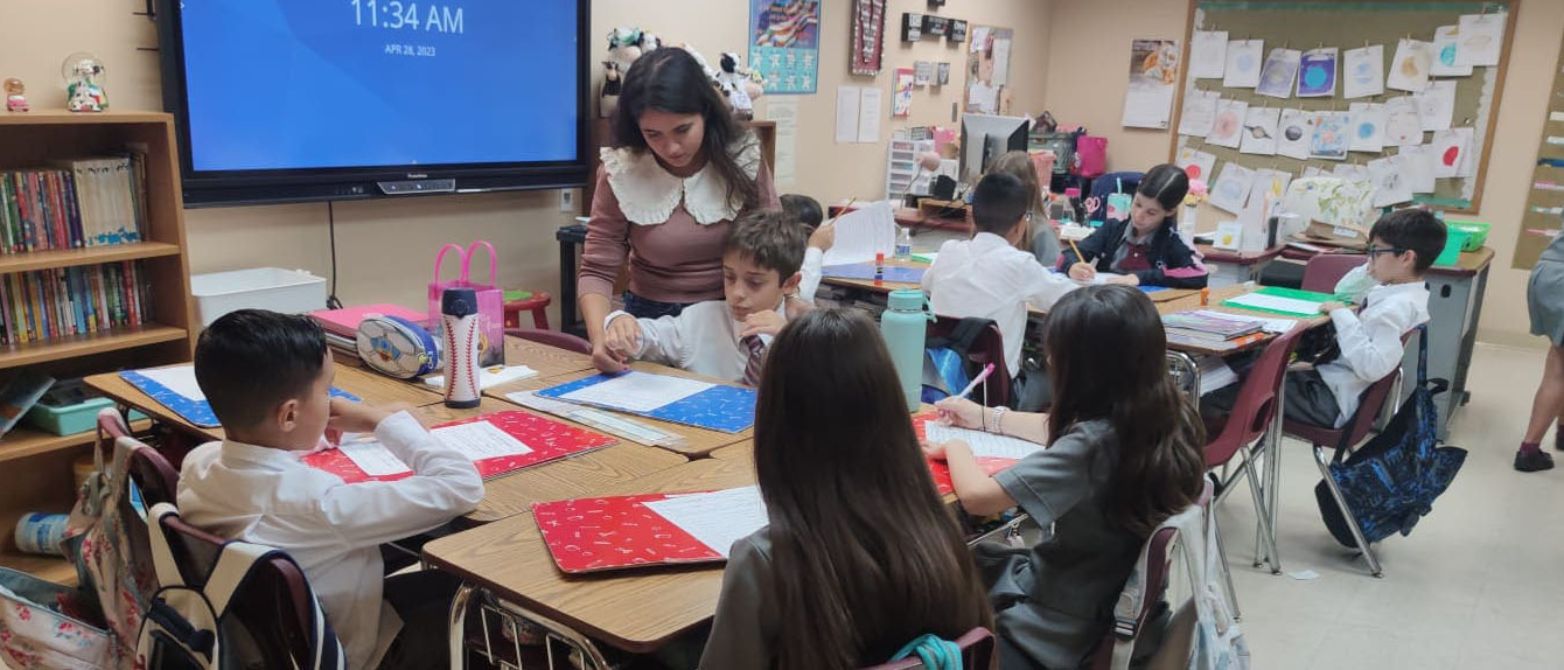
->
xmin=578 ymin=47 xmax=780 ymax=371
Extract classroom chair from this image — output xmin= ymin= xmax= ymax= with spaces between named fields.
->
xmin=1299 ymin=253 xmax=1367 ymax=293
xmin=1203 ymin=326 xmax=1307 ymax=587
xmin=862 ymin=628 xmax=996 ymax=670
xmin=506 ymin=327 xmax=592 ymax=356
xmin=1282 ymin=347 xmax=1406 ymax=578
xmin=503 ymin=290 xmax=554 ymax=330
xmin=927 ymin=316 xmax=1012 ymax=408
xmin=98 ymin=408 xmax=181 ymax=507
xmin=153 ymin=510 xmax=333 ymax=668
xmin=1088 ymin=498 xmax=1186 ymax=670
xmin=1085 ymin=171 xmax=1143 ymax=223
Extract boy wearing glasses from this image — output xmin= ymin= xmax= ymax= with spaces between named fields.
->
xmin=1292 ymin=209 xmax=1445 ymax=428
xmin=923 ymin=172 xmax=1082 ymax=381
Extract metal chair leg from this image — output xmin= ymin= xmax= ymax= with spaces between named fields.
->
xmin=1209 ymin=502 xmax=1242 ymax=621
xmin=1241 ymin=447 xmax=1283 ymax=574
xmin=448 ymin=583 xmax=475 ymax=669
xmin=1313 ymin=445 xmax=1384 ymax=577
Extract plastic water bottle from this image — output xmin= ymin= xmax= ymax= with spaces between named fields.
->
xmin=894 ymin=226 xmax=913 ymax=261
xmin=880 ymin=289 xmax=935 ymax=410
xmin=441 ymin=287 xmax=482 ymax=409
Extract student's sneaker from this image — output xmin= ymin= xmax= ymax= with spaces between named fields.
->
xmin=1514 ymin=449 xmax=1555 ymax=473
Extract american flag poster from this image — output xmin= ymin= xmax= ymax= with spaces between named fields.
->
xmin=749 ymin=0 xmax=822 ymax=94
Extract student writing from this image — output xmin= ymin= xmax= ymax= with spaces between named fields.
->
xmin=926 ymin=285 xmax=1206 ymax=669
xmin=176 ymin=310 xmax=484 ymax=670
xmin=1062 ymin=164 xmax=1209 ymax=289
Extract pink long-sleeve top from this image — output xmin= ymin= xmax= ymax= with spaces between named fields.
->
xmin=579 ymin=135 xmax=780 ymax=304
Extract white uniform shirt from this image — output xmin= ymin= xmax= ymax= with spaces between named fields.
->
xmin=921 ymin=232 xmax=1080 ymax=374
xmin=606 ymin=300 xmax=787 ymax=385
xmin=1317 ymin=266 xmax=1431 ymax=427
xmin=176 ymin=412 xmax=484 ymax=670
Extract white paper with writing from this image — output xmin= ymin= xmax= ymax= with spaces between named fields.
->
xmin=925 ymin=423 xmax=1042 ymax=460
xmin=643 ymin=486 xmax=770 ymax=558
xmin=433 ymin=421 xmax=533 ymax=460
xmin=337 ymin=439 xmax=412 ymax=477
xmin=560 ymin=371 xmax=715 ymax=413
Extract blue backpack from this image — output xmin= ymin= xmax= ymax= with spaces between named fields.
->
xmin=1315 ymin=326 xmax=1467 ymax=547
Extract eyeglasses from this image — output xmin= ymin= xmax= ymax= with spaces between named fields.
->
xmin=1364 ymin=245 xmax=1406 ymax=257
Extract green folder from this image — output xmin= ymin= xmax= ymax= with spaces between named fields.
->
xmin=1220 ymin=286 xmax=1337 ymax=318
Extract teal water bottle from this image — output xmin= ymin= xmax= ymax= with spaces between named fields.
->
xmin=881 ymin=289 xmax=935 ymax=410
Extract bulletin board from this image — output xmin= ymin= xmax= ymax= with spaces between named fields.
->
xmin=1512 ymin=36 xmax=1564 ymax=269
xmin=1168 ymin=0 xmax=1518 ymax=215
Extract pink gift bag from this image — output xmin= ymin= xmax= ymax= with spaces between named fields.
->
xmin=1074 ymin=135 xmax=1108 ymax=178
xmin=429 ymin=241 xmax=505 ymax=367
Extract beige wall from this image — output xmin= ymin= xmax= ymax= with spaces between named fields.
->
xmin=1041 ymin=0 xmax=1564 ymax=347
xmin=0 ymin=0 xmax=1049 ymax=330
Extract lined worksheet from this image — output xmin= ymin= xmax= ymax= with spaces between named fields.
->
xmin=559 ymin=371 xmax=715 ymax=413
xmin=924 ymin=423 xmax=1041 ymax=460
xmin=433 ymin=421 xmax=533 ymax=460
xmin=642 ymin=486 xmax=770 ymax=558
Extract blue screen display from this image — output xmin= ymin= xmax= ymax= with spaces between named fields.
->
xmin=178 ymin=0 xmax=578 ymax=171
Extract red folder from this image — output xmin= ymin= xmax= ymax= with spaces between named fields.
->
xmin=302 ymin=410 xmax=617 ymax=483
xmin=913 ymin=411 xmax=1022 ymax=496
xmin=532 ymin=493 xmax=730 ymax=574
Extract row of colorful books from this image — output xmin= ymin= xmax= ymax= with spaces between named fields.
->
xmin=0 ymin=155 xmax=148 ymax=254
xmin=0 ymin=261 xmax=151 ymax=346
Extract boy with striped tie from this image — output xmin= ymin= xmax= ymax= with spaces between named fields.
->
xmin=597 ymin=209 xmax=825 ymax=385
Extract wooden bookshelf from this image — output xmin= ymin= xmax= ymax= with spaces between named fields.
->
xmin=0 ymin=241 xmax=183 ymax=275
xmin=0 ymin=111 xmax=195 ymax=583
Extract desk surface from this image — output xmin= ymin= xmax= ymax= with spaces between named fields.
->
xmin=85 ymin=363 xmax=446 ymax=443
xmin=423 ymin=458 xmax=757 ymax=653
xmin=1197 ymin=244 xmax=1286 ymax=265
xmin=505 ymin=336 xmax=597 ymax=378
xmin=485 ymin=362 xmax=754 ymax=458
xmin=406 ymin=397 xmax=692 ymax=523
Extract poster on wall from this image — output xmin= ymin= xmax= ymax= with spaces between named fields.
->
xmin=965 ymin=26 xmax=1014 ymax=114
xmin=850 ymin=0 xmax=887 ymax=76
xmin=749 ymin=0 xmax=823 ymax=94
xmin=1121 ymin=38 xmax=1179 ymax=130
xmin=892 ymin=67 xmax=914 ymax=117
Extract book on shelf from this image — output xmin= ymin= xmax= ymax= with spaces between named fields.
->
xmin=0 ymin=261 xmax=151 ymax=346
xmin=0 ymin=154 xmax=148 ymax=255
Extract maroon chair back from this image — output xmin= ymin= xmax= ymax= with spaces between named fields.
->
xmin=1088 ymin=526 xmax=1182 ymax=670
xmin=1283 ymin=331 xmax=1412 ymax=452
xmin=127 ymin=444 xmax=181 ymax=509
xmin=1300 ymin=254 xmax=1366 ymax=293
xmin=156 ymin=514 xmax=320 ymax=668
xmin=506 ymin=327 xmax=592 ymax=355
xmin=863 ymin=628 xmax=996 ymax=669
xmin=927 ymin=316 xmax=1012 ymax=408
xmin=1204 ymin=326 xmax=1308 ymax=469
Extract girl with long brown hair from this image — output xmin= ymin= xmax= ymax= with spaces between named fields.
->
xmin=926 ymin=285 xmax=1205 ymax=669
xmin=700 ymin=308 xmax=992 ymax=670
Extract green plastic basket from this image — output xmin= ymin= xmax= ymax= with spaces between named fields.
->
xmin=1434 ymin=229 xmax=1471 ymax=267
xmin=1445 ymin=220 xmax=1490 ymax=252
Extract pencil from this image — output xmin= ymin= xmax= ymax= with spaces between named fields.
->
xmin=832 ymin=198 xmax=858 ymax=224
xmin=1068 ymin=238 xmax=1087 ymax=264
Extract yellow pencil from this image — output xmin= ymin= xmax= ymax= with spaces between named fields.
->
xmin=832 ymin=198 xmax=858 ymax=224
xmin=1068 ymin=237 xmax=1087 ymax=264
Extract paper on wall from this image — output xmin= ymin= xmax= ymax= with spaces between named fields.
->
xmin=1368 ymin=155 xmax=1413 ymax=208
xmin=1223 ymin=39 xmax=1264 ymax=88
xmin=1178 ymin=90 xmax=1218 ymax=137
xmin=767 ymin=98 xmax=799 ymax=186
xmin=1209 ymin=162 xmax=1256 ymax=214
xmin=1342 ymin=44 xmax=1385 ymax=99
xmin=1206 ymin=98 xmax=1248 ymax=148
xmin=1384 ymin=96 xmax=1424 ymax=147
xmin=1348 ymin=102 xmax=1386 ymax=153
xmin=1455 ymin=13 xmax=1504 ymax=67
xmin=1276 ymin=108 xmax=1314 ymax=160
xmin=858 ymin=87 xmax=883 ymax=143
xmin=1239 ymin=107 xmax=1281 ymax=156
xmin=1398 ymin=145 xmax=1437 ymax=193
xmin=1387 ymin=39 xmax=1433 ymax=93
xmin=1429 ymin=128 xmax=1473 ymax=179
xmin=1431 ymin=25 xmax=1473 ymax=77
xmin=1417 ymin=80 xmax=1456 ymax=132
xmin=1191 ymin=31 xmax=1228 ymax=79
xmin=1175 ymin=146 xmax=1217 ymax=183
xmin=1256 ymin=48 xmax=1301 ymax=99
xmin=834 ymin=86 xmax=861 ymax=144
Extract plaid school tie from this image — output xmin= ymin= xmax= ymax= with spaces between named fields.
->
xmin=741 ymin=335 xmax=766 ymax=387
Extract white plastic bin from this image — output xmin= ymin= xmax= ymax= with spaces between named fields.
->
xmin=190 ymin=268 xmax=327 ymax=327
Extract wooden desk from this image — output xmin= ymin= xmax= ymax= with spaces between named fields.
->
xmin=485 ymin=362 xmax=754 ymax=458
xmin=85 ymin=363 xmax=445 ymax=442
xmin=505 ymin=335 xmax=596 ymax=378
xmin=707 ymin=443 xmax=753 ymax=465
xmin=1157 ymin=285 xmax=1331 ymax=357
xmin=1197 ymin=243 xmax=1286 ymax=288
xmin=424 ymin=458 xmax=757 ymax=654
xmin=407 ymin=398 xmax=691 ymax=524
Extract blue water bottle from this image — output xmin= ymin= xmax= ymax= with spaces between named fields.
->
xmin=880 ymin=289 xmax=935 ymax=410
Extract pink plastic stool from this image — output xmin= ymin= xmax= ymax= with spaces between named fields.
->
xmin=503 ymin=290 xmax=552 ymax=330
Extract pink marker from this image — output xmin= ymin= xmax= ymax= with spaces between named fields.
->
xmin=956 ymin=363 xmax=996 ymax=400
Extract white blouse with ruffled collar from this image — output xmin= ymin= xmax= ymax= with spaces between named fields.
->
xmin=600 ymin=133 xmax=762 ymax=226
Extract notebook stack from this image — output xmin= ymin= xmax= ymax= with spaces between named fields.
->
xmin=1162 ymin=311 xmax=1266 ymax=351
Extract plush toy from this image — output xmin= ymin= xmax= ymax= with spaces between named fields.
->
xmin=601 ymin=27 xmax=660 ymax=118
xmin=717 ymin=52 xmax=765 ymax=120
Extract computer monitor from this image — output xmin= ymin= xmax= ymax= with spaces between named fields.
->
xmin=960 ymin=114 xmax=1031 ymax=183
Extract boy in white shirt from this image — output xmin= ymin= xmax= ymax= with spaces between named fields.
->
xmin=1207 ymin=209 xmax=1442 ymax=432
xmin=922 ymin=172 xmax=1091 ymax=381
xmin=177 ymin=310 xmax=484 ymax=670
xmin=597 ymin=210 xmax=826 ymax=384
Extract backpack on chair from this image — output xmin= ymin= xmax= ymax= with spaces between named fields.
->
xmin=924 ymin=317 xmax=1008 ymax=405
xmin=134 ymin=503 xmax=345 ymax=669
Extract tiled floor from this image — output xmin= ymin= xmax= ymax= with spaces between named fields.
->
xmin=1217 ymin=342 xmax=1564 ymax=669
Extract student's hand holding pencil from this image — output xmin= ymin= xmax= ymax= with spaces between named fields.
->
xmin=808 ymin=220 xmax=836 ymax=252
xmin=934 ymin=396 xmax=984 ymax=429
xmin=1068 ymin=262 xmax=1097 ymax=281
